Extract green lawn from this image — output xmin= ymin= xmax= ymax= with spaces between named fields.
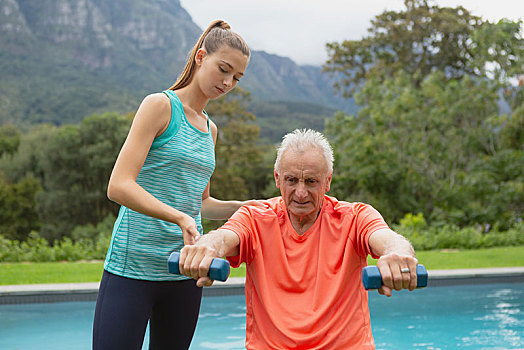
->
xmin=1 ymin=246 xmax=523 ymax=285
xmin=368 ymin=245 xmax=524 ymax=269
xmin=0 ymin=261 xmax=105 ymax=285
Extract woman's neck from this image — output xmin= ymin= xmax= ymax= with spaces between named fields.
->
xmin=175 ymin=85 xmax=208 ymax=113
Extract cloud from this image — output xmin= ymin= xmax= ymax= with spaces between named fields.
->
xmin=180 ymin=0 xmax=524 ymax=66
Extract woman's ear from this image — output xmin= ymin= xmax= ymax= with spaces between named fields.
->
xmin=195 ymin=48 xmax=207 ymax=65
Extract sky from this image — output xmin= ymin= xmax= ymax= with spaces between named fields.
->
xmin=179 ymin=0 xmax=524 ymax=66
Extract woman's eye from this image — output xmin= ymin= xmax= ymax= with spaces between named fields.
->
xmin=219 ymin=66 xmax=227 ymax=73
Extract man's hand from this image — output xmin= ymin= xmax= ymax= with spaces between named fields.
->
xmin=179 ymin=244 xmax=219 ymax=287
xmin=376 ymin=253 xmax=418 ymax=297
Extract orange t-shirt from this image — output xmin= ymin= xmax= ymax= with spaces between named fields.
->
xmin=223 ymin=195 xmax=389 ymax=350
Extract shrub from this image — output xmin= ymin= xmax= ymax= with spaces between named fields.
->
xmin=0 ymin=229 xmax=112 ymax=263
xmin=71 ymin=214 xmax=115 ymax=241
xmin=394 ymin=213 xmax=524 ymax=251
xmin=21 ymin=232 xmax=55 ymax=262
xmin=0 ymin=235 xmax=25 ymax=262
xmin=0 ymin=215 xmax=522 ymax=262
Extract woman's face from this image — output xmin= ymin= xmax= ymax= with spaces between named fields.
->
xmin=194 ymin=46 xmax=249 ymax=99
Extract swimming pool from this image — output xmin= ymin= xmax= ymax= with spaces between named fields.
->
xmin=0 ymin=282 xmax=522 ymax=349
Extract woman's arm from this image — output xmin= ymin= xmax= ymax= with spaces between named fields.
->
xmin=107 ymin=93 xmax=200 ymax=244
xmin=201 ymin=193 xmax=244 ymax=219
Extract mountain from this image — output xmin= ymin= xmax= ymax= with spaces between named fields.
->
xmin=0 ymin=0 xmax=356 ymax=134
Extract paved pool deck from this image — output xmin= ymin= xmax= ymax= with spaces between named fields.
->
xmin=1 ymin=267 xmax=523 ymax=304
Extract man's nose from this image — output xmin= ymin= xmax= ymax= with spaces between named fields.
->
xmin=295 ymin=181 xmax=308 ymax=197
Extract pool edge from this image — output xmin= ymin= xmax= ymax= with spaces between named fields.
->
xmin=1 ymin=268 xmax=523 ymax=304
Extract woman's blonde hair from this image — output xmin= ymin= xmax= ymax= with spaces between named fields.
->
xmin=169 ymin=20 xmax=250 ymax=91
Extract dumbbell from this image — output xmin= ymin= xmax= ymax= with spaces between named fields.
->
xmin=362 ymin=264 xmax=428 ymax=290
xmin=167 ymin=251 xmax=230 ymax=282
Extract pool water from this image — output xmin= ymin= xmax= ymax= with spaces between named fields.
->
xmin=369 ymin=282 xmax=524 ymax=349
xmin=0 ymin=282 xmax=522 ymax=349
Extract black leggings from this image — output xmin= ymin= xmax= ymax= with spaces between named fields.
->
xmin=93 ymin=270 xmax=202 ymax=350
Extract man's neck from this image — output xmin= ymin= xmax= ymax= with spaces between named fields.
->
xmin=289 ymin=209 xmax=322 ymax=236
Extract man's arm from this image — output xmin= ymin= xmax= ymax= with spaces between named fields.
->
xmin=179 ymin=229 xmax=240 ymax=287
xmin=368 ymin=228 xmax=418 ymax=297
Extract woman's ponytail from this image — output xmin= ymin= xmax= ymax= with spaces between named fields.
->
xmin=169 ymin=20 xmax=249 ymax=91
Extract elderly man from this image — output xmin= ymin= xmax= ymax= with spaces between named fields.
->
xmin=179 ymin=129 xmax=419 ymax=349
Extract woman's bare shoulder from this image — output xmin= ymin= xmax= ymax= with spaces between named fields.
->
xmin=131 ymin=93 xmax=171 ymax=134
xmin=141 ymin=92 xmax=170 ymax=109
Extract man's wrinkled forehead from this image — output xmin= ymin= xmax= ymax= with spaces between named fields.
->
xmin=279 ymin=147 xmax=328 ymax=174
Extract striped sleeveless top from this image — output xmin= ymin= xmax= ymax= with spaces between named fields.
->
xmin=104 ymin=90 xmax=216 ymax=281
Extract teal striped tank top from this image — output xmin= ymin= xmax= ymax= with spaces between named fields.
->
xmin=104 ymin=90 xmax=216 ymax=281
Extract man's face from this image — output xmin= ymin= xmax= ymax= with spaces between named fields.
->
xmin=275 ymin=147 xmax=332 ymax=221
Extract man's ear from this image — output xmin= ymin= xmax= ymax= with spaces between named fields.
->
xmin=325 ymin=172 xmax=333 ymax=193
xmin=274 ymin=170 xmax=280 ymax=189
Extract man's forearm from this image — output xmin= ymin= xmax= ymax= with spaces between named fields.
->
xmin=369 ymin=228 xmax=415 ymax=258
xmin=196 ymin=229 xmax=240 ymax=257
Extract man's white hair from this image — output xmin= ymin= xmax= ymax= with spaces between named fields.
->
xmin=274 ymin=129 xmax=334 ymax=174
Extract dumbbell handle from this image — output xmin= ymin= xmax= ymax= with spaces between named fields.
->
xmin=167 ymin=252 xmax=230 ymax=282
xmin=362 ymin=264 xmax=428 ymax=290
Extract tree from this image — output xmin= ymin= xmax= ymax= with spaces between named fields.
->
xmin=205 ymin=88 xmax=273 ymax=202
xmin=323 ymin=1 xmax=524 ymax=227
xmin=327 ymin=71 xmax=508 ymax=224
xmin=0 ymin=124 xmax=57 ymax=239
xmin=0 ymin=124 xmax=21 ymax=158
xmin=36 ymin=112 xmax=130 ymax=240
xmin=324 ymin=0 xmax=524 ymax=98
xmin=0 ymin=124 xmax=57 ymax=184
xmin=0 ymin=176 xmax=42 ymax=240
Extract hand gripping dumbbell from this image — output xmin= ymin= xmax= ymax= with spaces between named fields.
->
xmin=167 ymin=251 xmax=230 ymax=282
xmin=361 ymin=264 xmax=428 ymax=290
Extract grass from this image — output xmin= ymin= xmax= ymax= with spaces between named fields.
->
xmin=368 ymin=246 xmax=524 ymax=270
xmin=0 ymin=260 xmax=247 ymax=285
xmin=1 ymin=246 xmax=522 ymax=286
xmin=0 ymin=261 xmax=105 ymax=285
xmin=412 ymin=246 xmax=524 ymax=269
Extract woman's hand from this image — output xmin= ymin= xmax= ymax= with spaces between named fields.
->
xmin=177 ymin=214 xmax=200 ymax=245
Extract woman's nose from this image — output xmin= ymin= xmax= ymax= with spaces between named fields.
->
xmin=223 ymin=76 xmax=233 ymax=87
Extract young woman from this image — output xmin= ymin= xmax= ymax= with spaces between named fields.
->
xmin=92 ymin=20 xmax=257 ymax=349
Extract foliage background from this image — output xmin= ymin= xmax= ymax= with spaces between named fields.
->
xmin=0 ymin=0 xmax=522 ymax=261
